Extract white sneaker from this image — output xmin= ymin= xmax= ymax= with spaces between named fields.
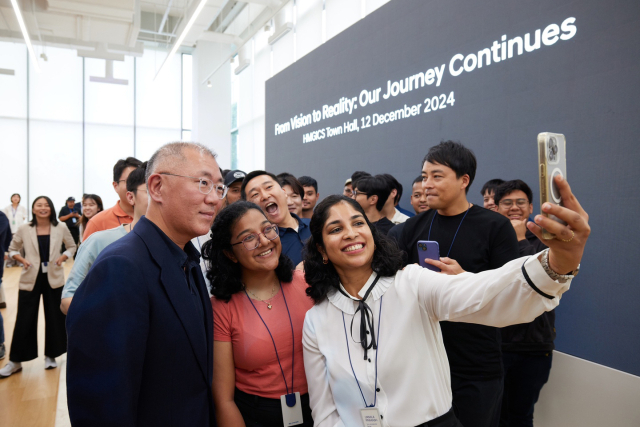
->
xmin=44 ymin=356 xmax=57 ymax=370
xmin=0 ymin=361 xmax=22 ymax=378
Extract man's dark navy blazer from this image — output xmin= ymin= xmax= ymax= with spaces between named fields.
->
xmin=66 ymin=216 xmax=215 ymax=426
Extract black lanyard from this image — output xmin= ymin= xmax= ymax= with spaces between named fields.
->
xmin=244 ymin=282 xmax=296 ymax=396
xmin=340 ymin=275 xmax=383 ymax=408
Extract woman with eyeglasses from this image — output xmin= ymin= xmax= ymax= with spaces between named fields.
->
xmin=202 ymin=201 xmax=315 ymax=427
xmin=301 ymin=176 xmax=589 ymax=427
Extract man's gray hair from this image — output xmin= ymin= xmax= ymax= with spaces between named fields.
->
xmin=145 ymin=142 xmax=217 ymax=182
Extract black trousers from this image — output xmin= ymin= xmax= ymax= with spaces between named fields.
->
xmin=416 ymin=407 xmax=464 ymax=427
xmin=9 ymin=269 xmax=67 ymax=362
xmin=499 ymin=352 xmax=552 ymax=427
xmin=451 ymin=375 xmax=503 ymax=427
xmin=234 ymin=388 xmax=314 ymax=427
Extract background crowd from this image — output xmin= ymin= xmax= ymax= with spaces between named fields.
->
xmin=0 ymin=140 xmax=589 ymax=427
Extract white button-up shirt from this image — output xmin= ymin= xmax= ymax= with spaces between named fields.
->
xmin=302 ymin=253 xmax=570 ymax=427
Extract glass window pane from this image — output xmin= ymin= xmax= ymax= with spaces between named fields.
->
xmin=29 ymin=46 xmax=83 ymax=122
xmin=0 ymin=118 xmax=28 ymax=215
xmin=182 ymin=54 xmax=193 ymax=130
xmin=84 ymin=124 xmax=135 ymax=208
xmin=182 ymin=130 xmax=192 ymax=141
xmin=0 ymin=41 xmax=28 ymax=119
xmin=29 ymin=121 xmax=83 ymax=212
xmin=136 ymin=127 xmax=182 ymax=162
xmin=136 ymin=51 xmax=182 ymax=130
xmin=85 ymin=57 xmax=135 ymax=126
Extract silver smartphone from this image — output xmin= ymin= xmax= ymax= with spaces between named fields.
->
xmin=537 ymin=132 xmax=567 ymax=240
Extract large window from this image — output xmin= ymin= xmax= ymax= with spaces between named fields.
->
xmin=0 ymin=41 xmax=191 ymax=211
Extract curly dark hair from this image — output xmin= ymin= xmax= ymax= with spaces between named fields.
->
xmin=303 ymin=195 xmax=404 ymax=304
xmin=201 ymin=201 xmax=293 ymax=302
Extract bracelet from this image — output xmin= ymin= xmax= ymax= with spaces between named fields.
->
xmin=540 ymin=249 xmax=578 ymax=282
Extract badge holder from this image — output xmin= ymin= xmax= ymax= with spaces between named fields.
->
xmin=360 ymin=407 xmax=382 ymax=427
xmin=41 ymin=262 xmax=48 ymax=273
xmin=280 ymin=392 xmax=303 ymax=426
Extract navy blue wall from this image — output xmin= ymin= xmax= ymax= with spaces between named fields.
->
xmin=265 ymin=0 xmax=640 ymax=375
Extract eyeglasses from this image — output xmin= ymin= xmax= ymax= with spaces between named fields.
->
xmin=159 ymin=172 xmax=228 ymax=198
xmin=353 ymin=190 xmax=367 ymax=197
xmin=498 ymin=198 xmax=529 ymax=208
xmin=231 ymin=225 xmax=279 ymax=250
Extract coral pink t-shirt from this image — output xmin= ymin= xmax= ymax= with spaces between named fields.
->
xmin=211 ymin=270 xmax=315 ymax=399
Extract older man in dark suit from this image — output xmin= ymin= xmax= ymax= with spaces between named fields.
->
xmin=66 ymin=142 xmax=225 ymax=426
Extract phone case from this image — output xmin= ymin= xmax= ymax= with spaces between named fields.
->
xmin=417 ymin=240 xmax=440 ymax=272
xmin=537 ymin=132 xmax=567 ymax=240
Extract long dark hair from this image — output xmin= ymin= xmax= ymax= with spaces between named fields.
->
xmin=201 ymin=201 xmax=293 ymax=302
xmin=79 ymin=194 xmax=104 ymax=229
xmin=303 ymin=195 xmax=404 ymax=304
xmin=29 ymin=196 xmax=58 ymax=227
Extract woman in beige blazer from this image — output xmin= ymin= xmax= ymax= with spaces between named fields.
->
xmin=0 ymin=196 xmax=76 ymax=378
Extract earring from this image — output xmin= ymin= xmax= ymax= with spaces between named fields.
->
xmin=322 ymin=258 xmax=328 ymax=264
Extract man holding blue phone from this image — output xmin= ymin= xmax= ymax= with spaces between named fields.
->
xmin=397 ymin=141 xmax=520 ymax=427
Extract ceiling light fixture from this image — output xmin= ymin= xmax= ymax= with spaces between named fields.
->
xmin=154 ymin=0 xmax=209 ymax=80
xmin=10 ymin=0 xmax=40 ymax=72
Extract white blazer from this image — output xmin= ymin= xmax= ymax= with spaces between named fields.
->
xmin=8 ymin=222 xmax=76 ymax=291
xmin=2 ymin=205 xmax=28 ymax=234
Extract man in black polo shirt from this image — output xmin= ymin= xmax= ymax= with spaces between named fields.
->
xmin=397 ymin=141 xmax=519 ymax=427
xmin=354 ymin=175 xmax=395 ymax=235
xmin=59 ymin=197 xmax=82 ymax=245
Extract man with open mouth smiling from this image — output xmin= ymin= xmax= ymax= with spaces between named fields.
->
xmin=241 ymin=170 xmax=311 ymax=266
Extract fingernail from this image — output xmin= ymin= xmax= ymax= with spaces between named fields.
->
xmin=535 ymin=215 xmax=543 ymax=223
xmin=542 ymin=204 xmax=550 ymax=211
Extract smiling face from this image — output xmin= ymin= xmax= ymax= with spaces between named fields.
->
xmin=318 ymin=201 xmax=375 ymax=272
xmin=153 ymin=148 xmax=223 ymax=241
xmin=410 ymin=182 xmax=429 ymax=214
xmin=82 ymin=198 xmax=99 ymax=219
xmin=11 ymin=194 xmax=20 ymax=205
xmin=283 ymin=184 xmax=303 ymax=217
xmin=497 ymin=189 xmax=533 ymax=221
xmin=421 ymin=161 xmax=469 ymax=211
xmin=227 ymin=208 xmax=282 ymax=274
xmin=33 ymin=197 xmax=51 ymax=221
xmin=244 ymin=175 xmax=290 ymax=226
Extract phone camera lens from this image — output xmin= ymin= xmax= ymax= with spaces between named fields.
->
xmin=548 ymin=137 xmax=558 ymax=162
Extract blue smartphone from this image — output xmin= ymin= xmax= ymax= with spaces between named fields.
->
xmin=417 ymin=240 xmax=440 ymax=272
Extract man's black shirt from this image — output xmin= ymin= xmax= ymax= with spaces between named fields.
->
xmin=397 ymin=205 xmax=520 ymax=379
xmin=372 ymin=216 xmax=395 ymax=236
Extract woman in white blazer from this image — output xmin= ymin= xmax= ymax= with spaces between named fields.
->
xmin=0 ymin=196 xmax=76 ymax=378
xmin=2 ymin=193 xmax=28 ymax=269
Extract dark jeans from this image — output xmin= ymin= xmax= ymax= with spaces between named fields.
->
xmin=235 ymin=388 xmax=314 ymax=427
xmin=9 ymin=269 xmax=67 ymax=362
xmin=499 ymin=352 xmax=553 ymax=427
xmin=451 ymin=376 xmax=503 ymax=427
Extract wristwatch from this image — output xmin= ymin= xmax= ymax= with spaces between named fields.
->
xmin=540 ymin=248 xmax=579 ymax=282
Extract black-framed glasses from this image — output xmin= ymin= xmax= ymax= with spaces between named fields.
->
xmin=231 ymin=225 xmax=279 ymax=250
xmin=353 ymin=190 xmax=367 ymax=197
xmin=498 ymin=198 xmax=529 ymax=208
xmin=159 ymin=172 xmax=228 ymax=198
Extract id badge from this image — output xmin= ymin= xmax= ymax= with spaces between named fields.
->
xmin=12 ymin=220 xmax=15 ymax=225
xmin=41 ymin=262 xmax=48 ymax=273
xmin=280 ymin=392 xmax=303 ymax=426
xmin=360 ymin=407 xmax=382 ymax=427
xmin=72 ymin=217 xmax=77 ymax=224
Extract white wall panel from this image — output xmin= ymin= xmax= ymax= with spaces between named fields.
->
xmin=135 ymin=51 xmax=182 ymax=130
xmin=85 ymin=57 xmax=134 ymax=126
xmin=135 ymin=127 xmax=182 ymax=162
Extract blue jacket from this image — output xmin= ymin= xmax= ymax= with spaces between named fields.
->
xmin=66 ymin=217 xmax=215 ymax=426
